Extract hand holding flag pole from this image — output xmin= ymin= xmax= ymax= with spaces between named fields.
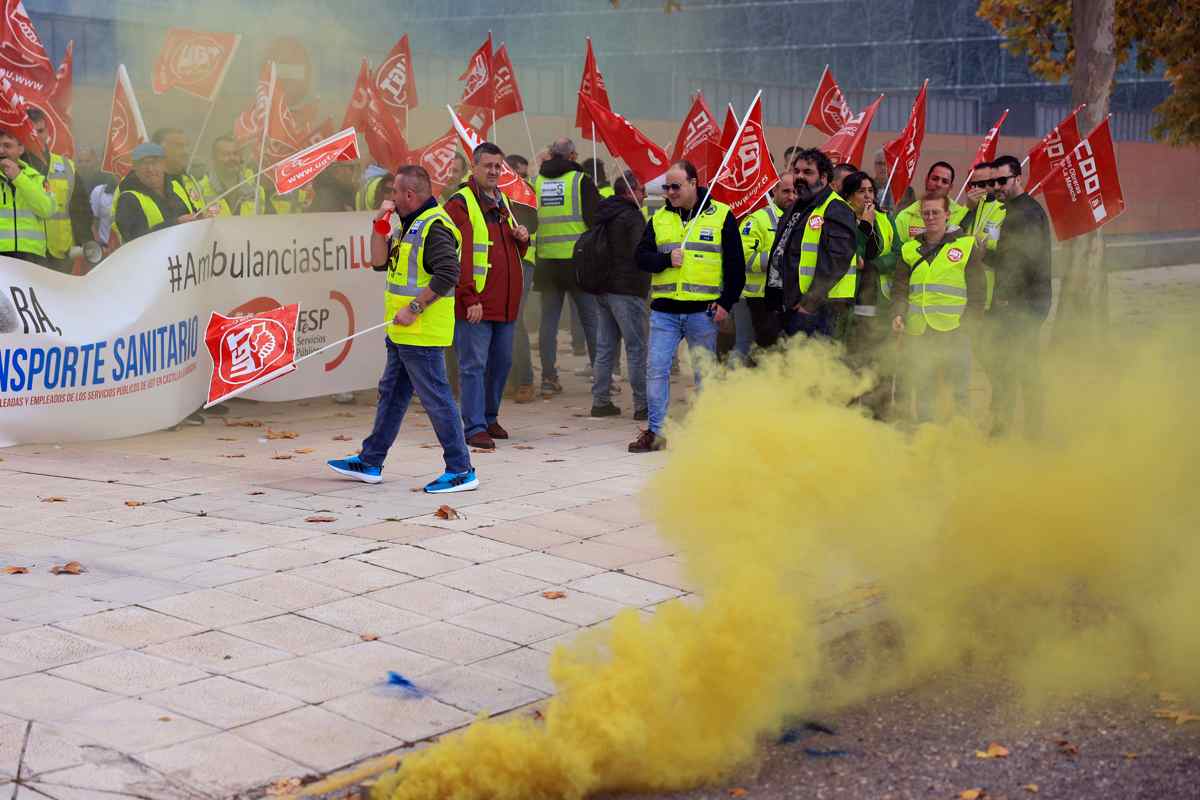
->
xmin=680 ymin=91 xmax=758 ymax=252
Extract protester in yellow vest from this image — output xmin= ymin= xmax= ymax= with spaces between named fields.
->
xmin=152 ymin=127 xmax=206 ymax=215
xmin=199 ymin=135 xmax=265 ymax=217
xmin=960 ymin=160 xmax=1007 ymax=310
xmin=327 ymin=165 xmax=477 ymax=494
xmin=738 ymin=172 xmax=796 ymax=352
xmin=890 ymin=194 xmax=986 ymax=424
xmin=0 ymin=130 xmax=54 ymax=264
xmin=112 ymin=144 xmax=201 ymax=244
xmin=629 ymin=159 xmax=744 ymax=453
xmin=893 ymin=161 xmax=968 ymax=244
xmin=26 ymin=107 xmax=88 ymax=271
xmin=763 ymin=147 xmax=858 ymax=339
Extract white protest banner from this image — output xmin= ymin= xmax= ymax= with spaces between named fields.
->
xmin=0 ymin=212 xmax=390 ymax=446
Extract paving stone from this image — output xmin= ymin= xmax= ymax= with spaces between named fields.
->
xmin=0 ymin=673 xmax=119 ymax=721
xmin=298 ymin=596 xmax=429 ymax=637
xmin=0 ymin=626 xmax=115 ymax=671
xmin=49 ymin=651 xmax=209 ymax=696
xmin=223 ymin=613 xmax=360 ymax=655
xmin=221 ymin=572 xmax=351 ymax=611
xmin=418 ymin=532 xmax=528 ymax=563
xmin=473 ymin=521 xmax=578 ymax=550
xmin=144 ymin=676 xmax=302 ymax=729
xmin=473 ymin=647 xmax=558 ymax=695
xmin=310 ymin=640 xmax=447 ymax=683
xmin=56 ymin=697 xmax=215 ymax=754
xmin=365 ymin=580 xmax=493 ymax=620
xmin=140 ymin=731 xmax=307 ymax=797
xmin=384 ymin=622 xmax=518 ymax=665
xmin=233 ymin=656 xmax=370 ymax=704
xmin=324 ymin=689 xmax=473 ymax=743
xmin=142 ymin=631 xmax=290 ymax=674
xmin=432 ymin=564 xmax=550 ymax=601
xmin=449 ymin=603 xmax=576 ymax=646
xmin=354 ymin=544 xmax=471 ymax=577
xmin=567 ymin=572 xmax=683 ymax=606
xmin=0 ymin=721 xmax=89 ymax=779
xmin=417 ymin=665 xmax=546 ymax=715
xmin=53 ymin=607 xmax=205 ymax=649
xmin=490 ymin=552 xmax=605 ymax=583
xmin=235 ymin=705 xmax=400 ymax=773
xmin=286 ymin=558 xmax=414 ymax=593
xmin=143 ymin=589 xmax=286 ymax=628
xmin=544 ymin=539 xmax=650 ymax=569
xmin=508 ymin=588 xmax=627 ymax=626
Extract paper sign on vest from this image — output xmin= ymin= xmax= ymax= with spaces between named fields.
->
xmin=204 ymin=304 xmax=299 ymax=408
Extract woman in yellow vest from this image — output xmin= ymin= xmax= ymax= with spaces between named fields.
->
xmin=326 ymin=166 xmax=478 ymax=494
xmin=890 ymin=194 xmax=987 ymax=423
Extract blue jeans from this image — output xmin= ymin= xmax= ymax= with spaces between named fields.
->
xmin=781 ymin=305 xmax=835 ymax=338
xmin=511 ymin=262 xmax=535 ymax=387
xmin=646 ymin=309 xmax=718 ymax=435
xmin=593 ymin=294 xmax=648 ymax=411
xmin=453 ymin=320 xmax=516 ymax=437
xmin=362 ymin=340 xmax=471 ymax=473
xmin=540 ymin=285 xmax=598 ymax=381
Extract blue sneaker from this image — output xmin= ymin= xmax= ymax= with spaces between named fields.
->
xmin=327 ymin=456 xmax=382 ymax=484
xmin=424 ymin=469 xmax=479 ymax=494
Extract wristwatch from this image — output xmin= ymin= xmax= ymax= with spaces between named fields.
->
xmin=408 ymin=299 xmax=424 ymax=315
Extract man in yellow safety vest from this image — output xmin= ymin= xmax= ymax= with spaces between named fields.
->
xmin=0 ymin=129 xmax=54 ymax=265
xmin=26 ymin=107 xmax=89 ymax=271
xmin=893 ymin=161 xmax=967 ymax=244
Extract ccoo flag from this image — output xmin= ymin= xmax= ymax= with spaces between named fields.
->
xmin=1027 ymin=104 xmax=1085 ymax=197
xmin=1040 ymin=117 xmax=1126 ymax=241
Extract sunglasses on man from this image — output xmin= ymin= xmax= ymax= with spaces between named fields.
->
xmin=970 ymin=176 xmax=1013 ymax=189
xmin=663 ymin=182 xmax=688 ymax=192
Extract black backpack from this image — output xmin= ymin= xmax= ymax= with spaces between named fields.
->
xmin=574 ymin=219 xmax=613 ymax=294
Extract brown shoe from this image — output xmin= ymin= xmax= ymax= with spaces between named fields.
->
xmin=514 ymin=385 xmax=536 ymax=404
xmin=627 ymin=429 xmax=666 ymax=453
xmin=486 ymin=422 xmax=509 ymax=439
xmin=466 ymin=431 xmax=495 ymax=450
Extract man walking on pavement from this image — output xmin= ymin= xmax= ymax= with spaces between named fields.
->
xmin=764 ymin=147 xmax=858 ymax=340
xmin=327 ymin=166 xmax=477 ymax=494
xmin=630 ymin=159 xmax=744 ymax=453
xmin=739 ymin=172 xmax=796 ymax=350
xmin=534 ymin=137 xmax=602 ymax=396
xmin=444 ymin=142 xmax=530 ymax=450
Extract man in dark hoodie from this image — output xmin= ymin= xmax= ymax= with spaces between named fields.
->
xmin=765 ymin=147 xmax=858 ymax=339
xmin=533 ymin=137 xmax=602 ymax=396
xmin=587 ymin=171 xmax=649 ymax=420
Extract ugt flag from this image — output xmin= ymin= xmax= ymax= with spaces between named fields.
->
xmin=152 ymin=28 xmax=241 ymax=100
xmin=205 ymin=304 xmax=299 ymax=408
xmin=273 ymin=126 xmax=358 ymax=196
xmin=1040 ymin=117 xmax=1126 ymax=241
xmin=710 ymin=93 xmax=779 ymax=218
xmin=447 ymin=106 xmax=536 ymax=207
xmin=374 ymin=33 xmax=417 ymax=111
xmin=804 ymin=65 xmax=853 ymax=136
xmin=576 ymin=93 xmax=669 ymax=186
xmin=574 ymin=37 xmax=610 ymax=140
xmin=0 ymin=0 xmax=55 ymax=98
xmin=492 ymin=44 xmax=523 ymax=121
xmin=821 ymin=94 xmax=883 ymax=171
xmin=100 ymin=64 xmax=147 ymax=177
xmin=671 ymin=91 xmax=721 ymax=185
xmin=882 ymin=81 xmax=927 ymax=206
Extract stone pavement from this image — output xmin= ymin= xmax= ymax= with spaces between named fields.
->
xmin=0 ymin=352 xmax=705 ymax=800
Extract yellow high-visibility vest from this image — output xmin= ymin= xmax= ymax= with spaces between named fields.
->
xmin=44 ymin=152 xmax=75 ymax=258
xmin=901 ymin=234 xmax=976 ymax=335
xmin=649 ymin=200 xmax=733 ymax=302
xmin=738 ymin=203 xmax=781 ymax=299
xmin=450 ymin=185 xmax=513 ymax=293
xmin=534 ymin=171 xmax=586 ymax=259
xmin=384 ymin=204 xmax=463 ymax=348
xmin=798 ymin=191 xmax=857 ymax=299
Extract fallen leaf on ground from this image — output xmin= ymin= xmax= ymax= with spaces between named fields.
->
xmin=41 ymin=496 xmax=66 ymax=502
xmin=124 ymin=500 xmax=144 ymax=507
xmin=293 ymin=448 xmax=315 ymax=454
xmin=471 ymin=448 xmax=493 ymax=454
xmin=217 ymin=436 xmax=238 ymax=441
xmin=3 ymin=566 xmax=29 ymax=574
xmin=959 ymin=790 xmax=986 ymax=800
xmin=265 ymin=429 xmax=299 ymax=440
xmin=1023 ymin=785 xmax=1039 ymax=794
xmin=50 ymin=561 xmax=85 ymax=575
xmin=159 ymin=457 xmax=171 ymax=461
xmin=532 ymin=709 xmax=544 ymax=720
xmin=223 ymin=419 xmax=263 ymax=427
xmin=247 ymin=491 xmax=265 ymax=496
xmin=221 ymin=454 xmax=246 ymax=458
xmin=271 ymin=454 xmax=293 ymax=460
xmin=410 ymin=487 xmax=423 ymax=493
xmin=975 ymin=742 xmax=1009 ymax=759
xmin=434 ymin=505 xmax=460 ymax=520
xmin=420 ymin=443 xmax=439 ymax=449
xmin=305 ymin=515 xmax=337 ymax=523
xmin=1056 ymin=739 xmax=1079 ymax=756
xmin=728 ymin=790 xmax=748 ymax=798
xmin=266 ymin=777 xmax=302 ymax=796
xmin=545 ymin=459 xmax=565 ymax=463
xmin=333 ymin=434 xmax=353 ymax=441
xmin=158 ymin=716 xmax=172 ymax=722
xmin=1124 ymin=752 xmax=1139 ymax=759
xmin=514 ymin=445 xmax=535 ymax=450
xmin=335 ymin=412 xmax=355 ymax=417
xmin=360 ymin=633 xmax=379 ymax=641
xmin=541 ymin=591 xmax=567 ymax=600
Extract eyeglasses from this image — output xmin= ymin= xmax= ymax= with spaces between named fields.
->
xmin=663 ymin=182 xmax=684 ymax=192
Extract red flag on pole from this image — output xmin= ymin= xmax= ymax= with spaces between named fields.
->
xmin=457 ymin=33 xmax=494 ymax=129
xmin=151 ymin=28 xmax=241 ymax=101
xmin=0 ymin=80 xmax=39 ymax=157
xmin=804 ymin=65 xmax=853 ymax=136
xmin=448 ymin=106 xmax=536 ymax=208
xmin=49 ymin=37 xmax=70 ymax=110
xmin=576 ymin=94 xmax=670 ymax=186
xmin=15 ymin=38 xmax=72 ymax=156
xmin=821 ymin=94 xmax=883 ymax=168
xmin=204 ymin=304 xmax=299 ymax=408
xmin=1027 ymin=104 xmax=1085 ymax=196
xmin=234 ymin=63 xmax=272 ymax=147
xmin=100 ymin=64 xmax=147 ymax=177
xmin=343 ymin=58 xmax=407 ymax=170
xmin=1040 ymin=117 xmax=1125 ymax=241
xmin=973 ymin=108 xmax=1009 ymax=166
xmin=710 ymin=93 xmax=779 ymax=218
xmin=374 ymin=33 xmax=418 ymax=111
xmin=882 ymin=81 xmax=927 ymax=206
xmin=492 ymin=44 xmax=523 ymax=121
xmin=0 ymin=0 xmax=54 ymax=98
xmin=264 ymin=74 xmax=306 ymax=161
xmin=413 ymin=128 xmax=462 ymax=198
xmin=574 ymin=38 xmax=611 ymax=140
xmin=273 ymin=126 xmax=359 ymax=196
xmin=671 ymin=92 xmax=721 ymax=184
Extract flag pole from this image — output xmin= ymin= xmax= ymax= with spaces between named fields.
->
xmin=202 ymin=126 xmax=355 ymax=212
xmin=880 ymin=157 xmax=900 ymax=208
xmin=785 ymin=64 xmax=826 ymax=169
xmin=293 ymin=320 xmax=390 ymax=366
xmin=254 ymin=63 xmax=276 ymax=216
xmin=520 ymin=109 xmax=537 ymax=159
xmin=591 ymin=122 xmax=598 ymax=183
xmin=185 ymin=33 xmax=242 ymax=175
xmin=681 ymin=90 xmax=759 ymax=251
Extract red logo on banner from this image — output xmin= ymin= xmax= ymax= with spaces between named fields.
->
xmin=804 ymin=66 xmax=853 ymax=137
xmin=152 ymin=29 xmax=239 ymax=100
xmin=415 ymin=128 xmax=460 ymax=197
xmin=375 ymin=34 xmax=416 ymax=110
xmin=273 ymin=127 xmax=359 ymax=196
xmin=205 ymin=304 xmax=299 ymax=407
xmin=492 ymin=44 xmax=523 ymax=121
xmin=0 ymin=0 xmax=54 ymax=97
xmin=809 ymin=215 xmax=824 ymax=230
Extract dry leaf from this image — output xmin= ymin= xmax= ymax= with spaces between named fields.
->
xmin=1123 ymin=752 xmax=1139 ymax=760
xmin=265 ymin=429 xmax=299 ymax=440
xmin=959 ymin=790 xmax=986 ymax=800
xmin=471 ymin=448 xmax=494 ymax=454
xmin=305 ymin=515 xmax=337 ymax=523
xmin=266 ymin=777 xmax=303 ymax=796
xmin=124 ymin=500 xmax=144 ymax=507
xmin=221 ymin=453 xmax=246 ymax=458
xmin=434 ymin=505 xmax=460 ymax=520
xmin=541 ymin=591 xmax=567 ymax=600
xmin=293 ymin=448 xmax=314 ymax=454
xmin=3 ymin=565 xmax=29 ymax=574
xmin=728 ymin=791 xmax=748 ymax=798
xmin=333 ymin=434 xmax=352 ymax=441
xmin=545 ymin=459 xmax=565 ymax=463
xmin=50 ymin=561 xmax=85 ymax=575
xmin=975 ymin=742 xmax=1010 ymax=759
xmin=514 ymin=445 xmax=535 ymax=450
xmin=360 ymin=633 xmax=379 ymax=642
xmin=532 ymin=709 xmax=544 ymax=720
xmin=158 ymin=715 xmax=172 ymax=722
xmin=1056 ymin=739 xmax=1079 ymax=756
xmin=271 ymin=454 xmax=294 ymax=460
xmin=217 ymin=436 xmax=238 ymax=441
xmin=41 ymin=496 xmax=66 ymax=503
xmin=223 ymin=419 xmax=263 ymax=427
xmin=1023 ymin=785 xmax=1039 ymax=794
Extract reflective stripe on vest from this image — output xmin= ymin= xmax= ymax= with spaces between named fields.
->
xmin=385 ymin=205 xmax=463 ymax=348
xmin=111 ymin=190 xmax=166 ymax=242
xmin=901 ymin=235 xmax=976 ymax=335
xmin=451 ymin=185 xmax=513 ymax=292
xmin=649 ymin=200 xmax=730 ymax=302
xmin=2 ymin=164 xmax=54 ymax=256
xmin=534 ymin=171 xmax=586 ymax=259
xmin=798 ymin=191 xmax=856 ymax=299
xmin=739 ymin=203 xmax=779 ymax=299
xmin=44 ymin=153 xmax=75 ymax=258
xmin=199 ymin=172 xmax=262 ymax=217
xmin=356 ymin=176 xmax=384 ymax=211
xmin=171 ymin=174 xmax=204 ymax=215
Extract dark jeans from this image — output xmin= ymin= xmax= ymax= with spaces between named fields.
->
xmin=980 ymin=308 xmax=1045 ymax=437
xmin=510 ymin=261 xmax=535 ymax=387
xmin=593 ymin=293 xmax=648 ymax=411
xmin=454 ymin=319 xmax=516 ymax=437
xmin=746 ymin=297 xmax=781 ymax=349
xmin=780 ymin=302 xmax=851 ymax=340
xmin=845 ymin=311 xmax=898 ymax=420
xmin=362 ymin=339 xmax=471 ymax=474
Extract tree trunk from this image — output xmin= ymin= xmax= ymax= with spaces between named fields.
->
xmin=1053 ymin=0 xmax=1117 ymax=346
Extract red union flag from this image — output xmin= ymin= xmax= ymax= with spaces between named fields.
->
xmin=1041 ymin=117 xmax=1126 ymax=241
xmin=0 ymin=0 xmax=54 ymax=98
xmin=1027 ymin=104 xmax=1085 ymax=196
xmin=374 ymin=34 xmax=417 ymax=111
xmin=576 ymin=93 xmax=669 ymax=186
xmin=710 ymin=94 xmax=780 ymax=218
xmin=152 ymin=28 xmax=240 ymax=100
xmin=100 ymin=65 xmax=147 ymax=177
xmin=273 ymin=126 xmax=358 ymax=196
xmin=205 ymin=305 xmax=299 ymax=408
xmin=343 ymin=58 xmax=407 ymax=170
xmin=671 ymin=92 xmax=721 ymax=183
xmin=234 ymin=63 xmax=273 ymax=146
xmin=448 ymin=106 xmax=535 ymax=207
xmin=804 ymin=65 xmax=853 ymax=136
xmin=574 ymin=38 xmax=611 ymax=140
xmin=458 ymin=34 xmax=493 ymax=111
xmin=414 ymin=128 xmax=461 ymax=197
xmin=882 ymin=81 xmax=927 ymax=206
xmin=0 ymin=79 xmax=39 ymax=157
xmin=492 ymin=44 xmax=523 ymax=121
xmin=822 ymin=94 xmax=883 ymax=169
xmin=973 ymin=108 xmax=1008 ymax=166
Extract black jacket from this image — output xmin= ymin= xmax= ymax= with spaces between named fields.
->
xmin=992 ymin=193 xmax=1052 ymax=318
xmin=635 ymin=191 xmax=745 ymax=314
xmin=592 ymin=194 xmax=649 ymax=297
xmin=114 ymin=172 xmax=191 ymax=242
xmin=764 ymin=184 xmax=858 ymax=313
xmin=533 ymin=156 xmax=601 ymax=291
xmin=371 ymin=195 xmax=460 ymax=298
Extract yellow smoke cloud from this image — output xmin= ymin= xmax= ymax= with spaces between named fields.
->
xmin=374 ymin=327 xmax=1200 ymax=800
